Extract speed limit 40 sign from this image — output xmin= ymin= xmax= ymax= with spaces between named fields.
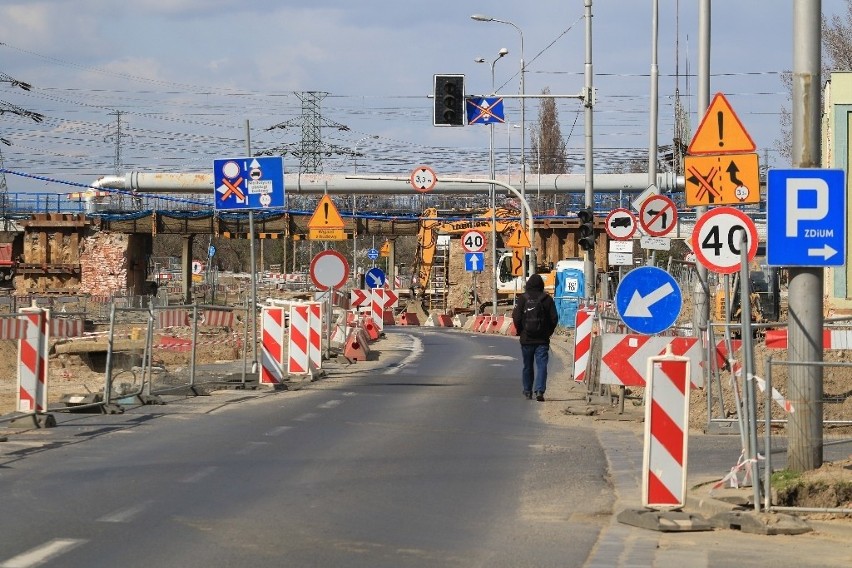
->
xmin=691 ymin=207 xmax=758 ymax=274
xmin=461 ymin=229 xmax=487 ymax=253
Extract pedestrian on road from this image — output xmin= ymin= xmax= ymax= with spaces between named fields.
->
xmin=511 ymin=273 xmax=559 ymax=402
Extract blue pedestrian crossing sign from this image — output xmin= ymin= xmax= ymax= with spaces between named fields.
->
xmin=365 ymin=267 xmax=386 ymax=289
xmin=767 ymin=169 xmax=846 ymax=266
xmin=466 ymin=97 xmax=505 ymax=125
xmin=465 ymin=252 xmax=485 ymax=272
xmin=213 ymin=156 xmax=284 ymax=211
xmin=615 ymin=266 xmax=682 ymax=335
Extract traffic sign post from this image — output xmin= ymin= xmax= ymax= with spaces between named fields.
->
xmin=767 ymin=169 xmax=846 ymax=267
xmin=605 ymin=208 xmax=637 ymax=240
xmin=691 ymin=206 xmax=758 ymax=274
xmin=461 ymin=230 xmax=487 ymax=253
xmin=309 ymin=250 xmax=350 ymax=291
xmin=615 ymin=266 xmax=682 ymax=335
xmin=410 ymin=166 xmax=437 ymax=193
xmin=638 ymin=195 xmax=678 ymax=237
xmin=214 ymin=157 xmax=284 ymax=211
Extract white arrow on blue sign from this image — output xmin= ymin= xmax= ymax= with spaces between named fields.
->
xmin=615 ymin=266 xmax=682 ymax=335
xmin=465 ymin=252 xmax=484 ymax=272
xmin=767 ymin=169 xmax=846 ymax=267
xmin=365 ymin=267 xmax=386 ymax=289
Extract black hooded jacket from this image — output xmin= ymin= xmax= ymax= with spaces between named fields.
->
xmin=511 ymin=273 xmax=559 ymax=345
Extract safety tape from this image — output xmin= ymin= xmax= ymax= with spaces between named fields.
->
xmin=730 ymin=359 xmax=794 ymax=413
xmin=710 ymin=450 xmax=765 ymax=492
xmin=154 ymin=332 xmax=240 ymax=350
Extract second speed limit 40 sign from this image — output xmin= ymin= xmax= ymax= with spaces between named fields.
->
xmin=461 ymin=229 xmax=487 ymax=253
xmin=691 ymin=207 xmax=758 ymax=274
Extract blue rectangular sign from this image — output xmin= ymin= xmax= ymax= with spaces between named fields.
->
xmin=465 ymin=97 xmax=505 ymax=125
xmin=213 ymin=156 xmax=285 ymax=211
xmin=465 ymin=252 xmax=485 ymax=272
xmin=766 ymin=169 xmax=845 ymax=267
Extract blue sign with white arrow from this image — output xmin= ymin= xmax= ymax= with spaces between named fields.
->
xmin=767 ymin=169 xmax=846 ymax=267
xmin=466 ymin=97 xmax=505 ymax=125
xmin=615 ymin=266 xmax=682 ymax=335
xmin=365 ymin=267 xmax=386 ymax=289
xmin=465 ymin=252 xmax=484 ymax=272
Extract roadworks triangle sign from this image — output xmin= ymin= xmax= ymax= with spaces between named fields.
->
xmin=505 ymin=226 xmax=531 ymax=248
xmin=687 ymin=92 xmax=756 ymax=154
xmin=308 ymin=195 xmax=345 ymax=229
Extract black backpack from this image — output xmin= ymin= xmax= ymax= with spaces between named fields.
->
xmin=522 ymin=294 xmax=546 ymax=337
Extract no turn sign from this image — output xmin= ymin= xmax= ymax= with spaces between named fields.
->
xmin=691 ymin=206 xmax=758 ymax=274
xmin=639 ymin=195 xmax=678 ymax=237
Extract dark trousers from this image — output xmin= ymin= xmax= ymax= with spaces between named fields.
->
xmin=521 ymin=343 xmax=549 ymax=394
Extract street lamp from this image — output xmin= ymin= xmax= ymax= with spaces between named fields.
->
xmin=475 ymin=48 xmax=508 ymax=315
xmin=352 ymin=135 xmax=378 ymax=286
xmin=353 ymin=135 xmax=378 ymax=174
xmin=471 ymin=14 xmax=527 ymax=277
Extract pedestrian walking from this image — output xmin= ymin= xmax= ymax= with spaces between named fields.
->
xmin=511 ymin=273 xmax=559 ymax=401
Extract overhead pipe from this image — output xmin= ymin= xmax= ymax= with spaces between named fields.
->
xmin=93 ymin=171 xmax=684 ymax=196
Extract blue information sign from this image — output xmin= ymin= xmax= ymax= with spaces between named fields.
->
xmin=366 ymin=248 xmax=379 ymax=260
xmin=213 ymin=156 xmax=285 ymax=211
xmin=767 ymin=169 xmax=846 ymax=267
xmin=615 ymin=266 xmax=682 ymax=335
xmin=365 ymin=267 xmax=386 ymax=289
xmin=464 ymin=252 xmax=484 ymax=272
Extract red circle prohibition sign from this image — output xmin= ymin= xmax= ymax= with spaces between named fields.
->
xmin=639 ymin=195 xmax=678 ymax=237
xmin=310 ymin=250 xmax=351 ymax=290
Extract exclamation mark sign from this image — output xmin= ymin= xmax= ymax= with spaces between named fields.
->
xmin=323 ymin=202 xmax=329 ymax=224
xmin=717 ymin=111 xmax=724 ymax=148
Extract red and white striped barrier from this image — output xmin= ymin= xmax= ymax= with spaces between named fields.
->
xmin=642 ymin=350 xmax=690 ymax=509
xmin=288 ymin=302 xmax=322 ymax=376
xmin=261 ymin=307 xmax=285 ymax=385
xmin=201 ymin=309 xmax=234 ymax=328
xmin=573 ymin=308 xmax=595 ymax=383
xmin=157 ymin=309 xmax=188 ymax=329
xmin=765 ymin=328 xmax=852 ymax=350
xmin=0 ymin=317 xmax=27 ymax=340
xmin=50 ymin=317 xmax=85 ymax=338
xmin=17 ymin=308 xmax=49 ymax=413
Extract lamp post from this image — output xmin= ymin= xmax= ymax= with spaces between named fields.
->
xmin=471 ymin=14 xmax=527 ymax=276
xmin=352 ymin=135 xmax=377 ymax=286
xmin=475 ymin=48 xmax=508 ymax=315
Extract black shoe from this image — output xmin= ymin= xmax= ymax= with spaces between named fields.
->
xmin=524 ymin=391 xmax=533 ymax=400
xmin=535 ymin=392 xmax=545 ymax=402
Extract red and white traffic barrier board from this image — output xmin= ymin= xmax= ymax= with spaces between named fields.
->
xmin=573 ymin=307 xmax=595 ymax=383
xmin=288 ymin=302 xmax=322 ymax=375
xmin=642 ymin=351 xmax=690 ymax=509
xmin=50 ymin=317 xmax=85 ymax=338
xmin=0 ymin=317 xmax=28 ymax=340
xmin=17 ymin=308 xmax=49 ymax=413
xmin=600 ymin=333 xmax=740 ymax=388
xmin=260 ymin=307 xmax=285 ymax=385
xmin=765 ymin=328 xmax=852 ymax=350
xmin=201 ymin=309 xmax=234 ymax=328
xmin=158 ymin=309 xmax=189 ymax=329
xmin=351 ymin=289 xmax=370 ymax=308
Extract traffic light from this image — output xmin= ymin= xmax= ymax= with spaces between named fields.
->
xmin=577 ymin=206 xmax=595 ymax=252
xmin=433 ymin=74 xmax=465 ymax=126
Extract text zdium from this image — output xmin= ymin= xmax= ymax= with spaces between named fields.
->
xmin=805 ymin=229 xmax=834 ymax=237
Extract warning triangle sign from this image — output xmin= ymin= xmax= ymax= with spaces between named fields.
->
xmin=687 ymin=92 xmax=756 ymax=154
xmin=505 ymin=226 xmax=531 ymax=249
xmin=308 ymin=195 xmax=345 ymax=229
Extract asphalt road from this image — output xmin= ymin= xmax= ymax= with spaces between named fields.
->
xmin=0 ymin=328 xmax=612 ymax=567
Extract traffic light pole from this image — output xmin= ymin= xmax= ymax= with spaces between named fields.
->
xmin=583 ymin=0 xmax=595 ymax=300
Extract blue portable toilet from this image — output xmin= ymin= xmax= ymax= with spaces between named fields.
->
xmin=553 ymin=260 xmax=585 ymax=328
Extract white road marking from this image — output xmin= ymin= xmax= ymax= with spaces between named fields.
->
xmin=236 ymin=441 xmax=268 ymax=455
xmin=317 ymin=400 xmax=342 ymax=409
xmin=293 ymin=413 xmax=318 ymax=422
xmin=97 ymin=501 xmax=153 ymax=523
xmin=181 ymin=466 xmax=218 ymax=483
xmin=264 ymin=426 xmax=293 ymax=437
xmin=384 ymin=334 xmax=423 ymax=375
xmin=0 ymin=539 xmax=86 ymax=567
xmin=472 ymin=355 xmax=516 ymax=361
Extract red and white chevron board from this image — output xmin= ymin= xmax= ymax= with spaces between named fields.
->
xmin=600 ymin=333 xmax=740 ymax=388
xmin=573 ymin=308 xmax=595 ymax=383
xmin=308 ymin=302 xmax=322 ymax=371
xmin=0 ymin=317 xmax=27 ymax=340
xmin=765 ymin=328 xmax=852 ymax=350
xmin=642 ymin=354 xmax=690 ymax=509
xmin=351 ymin=289 xmax=370 ymax=308
xmin=157 ymin=309 xmax=189 ymax=329
xmin=370 ymin=289 xmax=385 ymax=332
xmin=17 ymin=308 xmax=49 ymax=413
xmin=201 ymin=309 xmax=234 ymax=328
xmin=261 ymin=307 xmax=285 ymax=384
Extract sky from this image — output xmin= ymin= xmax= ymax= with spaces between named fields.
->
xmin=0 ymin=0 xmax=847 ymax=197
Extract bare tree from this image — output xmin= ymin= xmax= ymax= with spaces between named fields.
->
xmin=529 ymin=87 xmax=568 ymax=175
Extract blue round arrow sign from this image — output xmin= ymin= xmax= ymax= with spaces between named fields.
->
xmin=615 ymin=266 xmax=682 ymax=335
